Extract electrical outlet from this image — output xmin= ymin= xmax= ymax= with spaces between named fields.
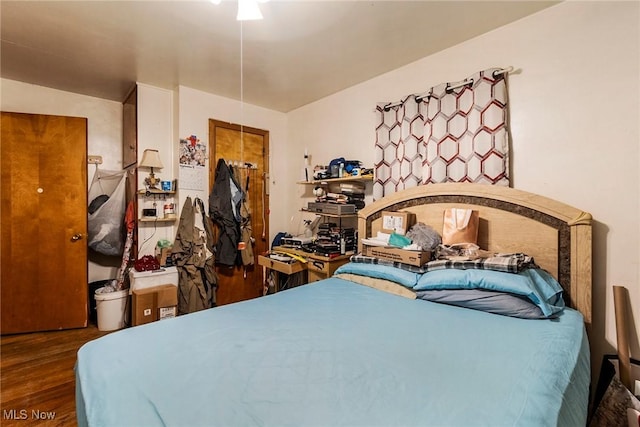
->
xmin=88 ymin=155 xmax=103 ymax=164
xmin=635 ymin=379 xmax=639 ymax=396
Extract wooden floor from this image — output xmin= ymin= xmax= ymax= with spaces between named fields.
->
xmin=1 ymin=325 xmax=109 ymax=426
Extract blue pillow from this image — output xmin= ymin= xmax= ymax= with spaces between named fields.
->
xmin=415 ymin=289 xmax=552 ymax=319
xmin=414 ymin=268 xmax=565 ymax=317
xmin=334 ymin=262 xmax=420 ymax=289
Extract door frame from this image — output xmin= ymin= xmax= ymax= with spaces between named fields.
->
xmin=1 ymin=112 xmax=89 ymax=333
xmin=208 ymin=119 xmax=270 ymax=305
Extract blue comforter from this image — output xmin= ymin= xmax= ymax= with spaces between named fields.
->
xmin=76 ymin=277 xmax=589 ymax=426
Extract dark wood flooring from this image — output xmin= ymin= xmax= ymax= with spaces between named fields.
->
xmin=1 ymin=325 xmax=110 ymax=426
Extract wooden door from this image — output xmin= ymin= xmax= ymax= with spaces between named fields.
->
xmin=1 ymin=112 xmax=88 ymax=334
xmin=122 ymin=85 xmax=138 ymax=259
xmin=209 ymin=120 xmax=269 ymax=305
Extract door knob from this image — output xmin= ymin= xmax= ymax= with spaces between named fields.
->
xmin=71 ymin=234 xmax=84 ymax=242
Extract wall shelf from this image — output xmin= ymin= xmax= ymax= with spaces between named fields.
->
xmin=300 ymin=209 xmax=357 ymax=219
xmin=138 ymin=189 xmax=176 ymax=196
xmin=296 ymin=175 xmax=373 ymax=185
xmin=138 ymin=187 xmax=176 ymax=225
xmin=139 ymin=217 xmax=176 ymax=223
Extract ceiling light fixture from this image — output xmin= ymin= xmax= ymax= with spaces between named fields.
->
xmin=237 ymin=0 xmax=263 ymax=21
xmin=209 ymin=0 xmax=265 ymax=21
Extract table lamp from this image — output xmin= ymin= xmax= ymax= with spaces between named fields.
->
xmin=139 ymin=149 xmax=163 ymax=189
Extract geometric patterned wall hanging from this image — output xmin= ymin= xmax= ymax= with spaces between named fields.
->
xmin=422 ymin=68 xmax=509 ymax=186
xmin=374 ymin=68 xmax=510 ymax=200
xmin=373 ymin=95 xmax=426 ymax=201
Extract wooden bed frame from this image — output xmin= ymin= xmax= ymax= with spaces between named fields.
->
xmin=357 ymin=183 xmax=592 ymax=327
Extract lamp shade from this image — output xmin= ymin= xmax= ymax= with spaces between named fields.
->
xmin=139 ymin=149 xmax=163 ymax=169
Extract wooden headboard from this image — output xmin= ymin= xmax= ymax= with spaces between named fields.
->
xmin=357 ymin=183 xmax=592 ymax=326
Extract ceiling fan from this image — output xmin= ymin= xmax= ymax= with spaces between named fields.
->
xmin=210 ymin=0 xmax=269 ymax=21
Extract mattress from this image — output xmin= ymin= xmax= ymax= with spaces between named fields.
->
xmin=76 ymin=277 xmax=590 ymax=426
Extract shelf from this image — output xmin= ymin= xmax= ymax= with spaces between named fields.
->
xmin=139 ymin=217 xmax=176 ymax=223
xmin=300 ymin=209 xmax=357 ymax=218
xmin=138 ymin=188 xmax=176 ymax=226
xmin=138 ymin=189 xmax=176 ymax=195
xmin=296 ymin=175 xmax=373 ymax=185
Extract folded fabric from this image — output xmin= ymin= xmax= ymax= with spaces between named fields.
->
xmin=361 ymin=231 xmax=391 ymax=247
xmin=350 ymin=254 xmax=428 ymax=274
xmin=389 ymin=232 xmax=411 ymax=248
xmin=334 ymin=262 xmax=421 ymax=288
xmin=425 ymin=253 xmax=537 ymax=274
xmin=414 ymin=268 xmax=565 ymax=317
xmin=415 ymin=288 xmax=551 ymax=319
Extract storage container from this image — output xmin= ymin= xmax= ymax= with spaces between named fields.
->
xmin=129 ymin=266 xmax=179 ymax=293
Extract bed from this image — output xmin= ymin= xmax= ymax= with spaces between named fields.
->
xmin=76 ymin=183 xmax=593 ymax=426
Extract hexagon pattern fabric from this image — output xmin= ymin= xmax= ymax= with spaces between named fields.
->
xmin=374 ymin=68 xmax=509 ymax=200
xmin=374 ymin=95 xmax=426 ymax=200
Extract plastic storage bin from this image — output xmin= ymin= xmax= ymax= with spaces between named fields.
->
xmin=129 ymin=266 xmax=179 ymax=293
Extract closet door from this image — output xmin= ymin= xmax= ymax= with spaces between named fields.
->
xmin=209 ymin=119 xmax=270 ymax=305
xmin=1 ymin=112 xmax=88 ymax=334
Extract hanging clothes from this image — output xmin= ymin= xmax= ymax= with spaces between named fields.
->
xmin=209 ymin=159 xmax=242 ymax=266
xmin=194 ymin=197 xmax=218 ymax=306
xmin=172 ymin=196 xmax=212 ymax=315
xmin=115 ymin=200 xmax=136 ymax=291
xmin=232 ymin=165 xmax=254 ymax=267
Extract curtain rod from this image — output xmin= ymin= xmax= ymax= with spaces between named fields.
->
xmin=382 ymin=66 xmax=514 ymax=111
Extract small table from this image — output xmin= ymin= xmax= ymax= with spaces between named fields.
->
xmin=270 ymin=246 xmax=352 ymax=282
xmin=258 ymin=246 xmax=353 ymax=292
xmin=257 ymin=253 xmax=307 ymax=293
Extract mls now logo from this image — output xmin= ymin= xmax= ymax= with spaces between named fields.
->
xmin=3 ymin=409 xmax=27 ymax=420
xmin=3 ymin=409 xmax=56 ymax=420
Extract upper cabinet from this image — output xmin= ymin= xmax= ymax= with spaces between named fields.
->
xmin=122 ymin=86 xmax=138 ymax=169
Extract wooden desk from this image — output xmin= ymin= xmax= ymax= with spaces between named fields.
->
xmin=257 ymin=255 xmax=307 ymax=293
xmin=271 ymin=247 xmax=352 ymax=282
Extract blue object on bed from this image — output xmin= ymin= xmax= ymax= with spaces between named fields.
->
xmin=415 ymin=288 xmax=552 ymax=319
xmin=334 ymin=262 xmax=421 ymax=288
xmin=414 ymin=268 xmax=565 ymax=317
xmin=76 ymin=277 xmax=589 ymax=427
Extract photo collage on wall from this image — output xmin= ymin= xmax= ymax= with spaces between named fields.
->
xmin=179 ymin=135 xmax=207 ymax=191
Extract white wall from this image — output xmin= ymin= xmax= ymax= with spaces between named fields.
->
xmin=1 ymin=79 xmax=124 ymax=283
xmin=136 ymin=84 xmax=176 ymax=256
xmin=288 ymin=1 xmax=640 ymax=367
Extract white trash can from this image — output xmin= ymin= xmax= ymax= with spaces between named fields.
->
xmin=95 ymin=287 xmax=129 ymax=331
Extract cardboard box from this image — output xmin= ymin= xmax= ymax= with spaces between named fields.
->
xmin=363 ymin=245 xmax=431 ymax=267
xmin=132 ymin=284 xmax=178 ymax=326
xmin=381 ymin=211 xmax=416 ymax=235
xmin=156 ymin=247 xmax=173 ymax=267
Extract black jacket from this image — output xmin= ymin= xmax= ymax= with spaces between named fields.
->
xmin=209 ymin=159 xmax=242 ymax=266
